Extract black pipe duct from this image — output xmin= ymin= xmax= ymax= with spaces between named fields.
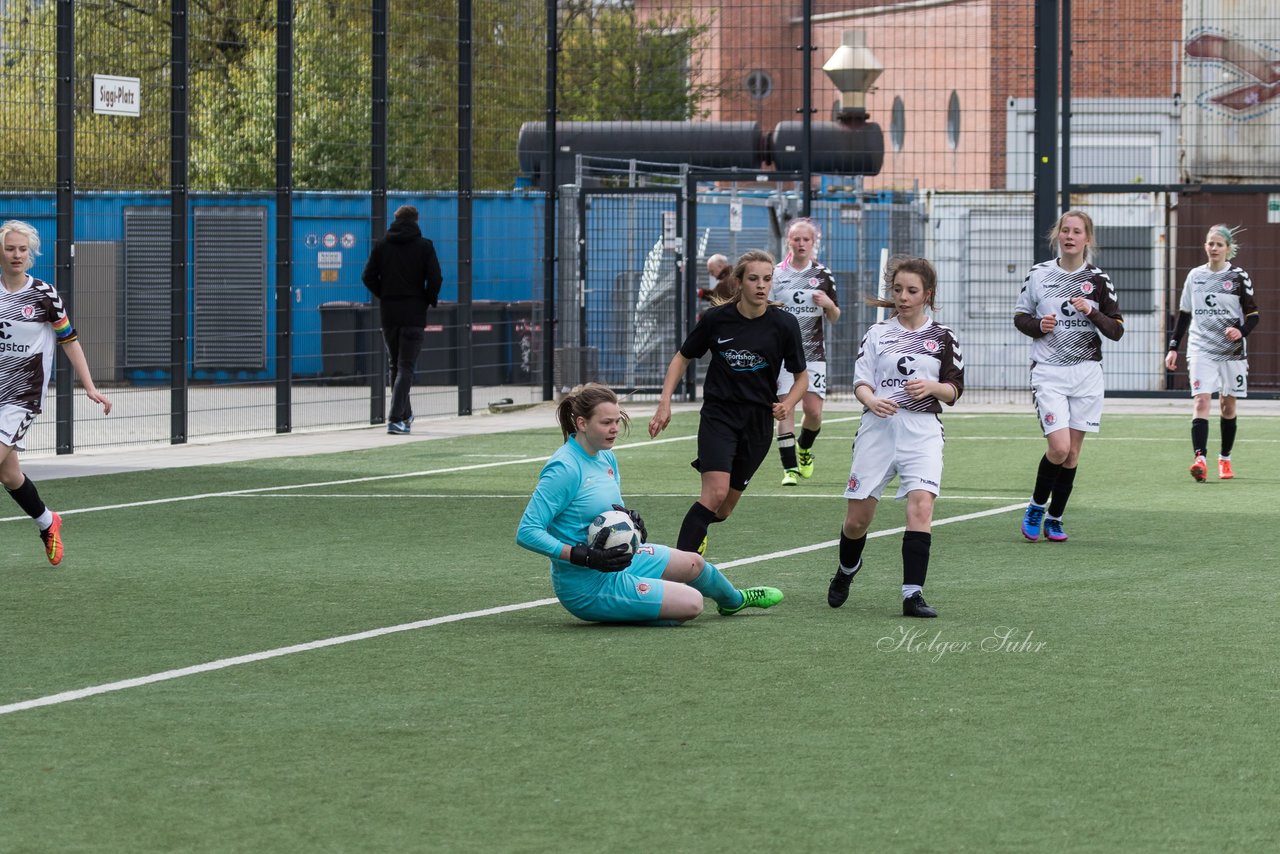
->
xmin=517 ymin=119 xmax=882 ymax=187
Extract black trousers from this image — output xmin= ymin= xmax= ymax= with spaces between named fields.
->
xmin=382 ymin=323 xmax=425 ymax=423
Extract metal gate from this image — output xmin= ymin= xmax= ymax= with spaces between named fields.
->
xmin=567 ymin=186 xmax=684 ymax=393
xmin=566 ymin=176 xmax=929 ymax=400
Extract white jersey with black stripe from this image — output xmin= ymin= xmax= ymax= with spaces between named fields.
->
xmin=1014 ymin=260 xmax=1121 ymax=365
xmin=0 ymin=276 xmax=75 ymax=413
xmin=853 ymin=316 xmax=964 ymax=415
xmin=1179 ymin=263 xmax=1257 ymax=361
xmin=770 ymin=259 xmax=838 ymax=362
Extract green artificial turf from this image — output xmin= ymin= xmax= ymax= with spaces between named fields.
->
xmin=2 ymin=412 xmax=1277 ymax=852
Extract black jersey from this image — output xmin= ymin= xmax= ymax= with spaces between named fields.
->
xmin=680 ymin=302 xmax=806 ymax=411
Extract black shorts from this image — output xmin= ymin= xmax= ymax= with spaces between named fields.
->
xmin=691 ymin=402 xmax=774 ymax=492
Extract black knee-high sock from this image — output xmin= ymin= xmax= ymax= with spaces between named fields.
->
xmin=1191 ymin=418 xmax=1209 ymax=458
xmin=838 ymin=531 xmax=866 ymax=573
xmin=777 ymin=432 xmax=797 ymax=470
xmin=902 ymin=530 xmax=932 ymax=588
xmin=676 ymin=502 xmax=719 ymax=552
xmin=1220 ymin=416 xmax=1237 ymax=458
xmin=5 ymin=475 xmax=47 ymax=519
xmin=799 ymin=426 xmax=820 ymax=450
xmin=1032 ymin=455 xmax=1062 ymax=506
xmin=1047 ymin=466 xmax=1077 ymax=518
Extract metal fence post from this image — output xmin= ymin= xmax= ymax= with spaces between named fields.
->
xmin=276 ymin=0 xmax=294 ymax=434
xmin=54 ymin=0 xmax=75 ymax=454
xmin=171 ymin=0 xmax=190 ymax=445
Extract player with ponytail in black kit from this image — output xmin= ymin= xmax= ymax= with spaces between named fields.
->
xmin=649 ymin=250 xmax=807 ymax=564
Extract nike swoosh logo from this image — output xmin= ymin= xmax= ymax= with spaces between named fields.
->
xmin=717 ymin=337 xmax=734 ymax=344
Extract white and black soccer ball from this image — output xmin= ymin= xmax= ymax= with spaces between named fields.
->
xmin=587 ymin=509 xmax=640 ymax=555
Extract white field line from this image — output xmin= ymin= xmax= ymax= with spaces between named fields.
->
xmin=0 ymin=501 xmax=1023 ymax=717
xmin=0 ymin=600 xmax=559 ymax=716
xmin=0 ymin=432 xmax=698 ymax=524
xmin=713 ymin=502 xmax=1024 ymax=568
xmin=6 ymin=414 xmax=1230 ymax=525
xmin=230 ymin=492 xmax=1027 ymax=502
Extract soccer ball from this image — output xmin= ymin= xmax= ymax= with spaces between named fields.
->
xmin=587 ymin=509 xmax=640 ymax=555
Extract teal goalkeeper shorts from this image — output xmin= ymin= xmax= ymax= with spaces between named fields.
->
xmin=551 ymin=544 xmax=670 ymax=623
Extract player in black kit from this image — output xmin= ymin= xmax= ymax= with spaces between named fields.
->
xmin=649 ymin=250 xmax=808 ymax=557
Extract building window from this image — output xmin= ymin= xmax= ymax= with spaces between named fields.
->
xmin=890 ymin=97 xmax=905 ymax=151
xmin=947 ymin=91 xmax=961 ymax=150
xmin=746 ymin=70 xmax=772 ymax=101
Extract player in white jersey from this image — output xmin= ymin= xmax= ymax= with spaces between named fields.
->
xmin=1164 ymin=224 xmax=1259 ymax=482
xmin=827 ymin=257 xmax=963 ymax=619
xmin=769 ymin=218 xmax=840 ymax=486
xmin=1013 ymin=210 xmax=1124 ymax=544
xmin=0 ymin=221 xmax=113 ymax=566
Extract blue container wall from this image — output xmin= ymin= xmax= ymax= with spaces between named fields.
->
xmin=290 ymin=192 xmax=543 ymax=376
xmin=0 ymin=191 xmax=544 ymax=381
xmin=2 ymin=189 xmax=895 ymax=384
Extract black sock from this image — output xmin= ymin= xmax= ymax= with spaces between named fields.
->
xmin=5 ymin=475 xmax=47 ymax=519
xmin=838 ymin=531 xmax=866 ymax=573
xmin=799 ymin=426 xmax=820 ymax=450
xmin=777 ymin=432 xmax=797 ymax=470
xmin=902 ymin=530 xmax=932 ymax=588
xmin=1220 ymin=416 xmax=1237 ymax=458
xmin=676 ymin=502 xmax=719 ymax=552
xmin=1047 ymin=466 xmax=1077 ymax=518
xmin=1191 ymin=418 xmax=1209 ymax=458
xmin=1032 ymin=455 xmax=1062 ymax=506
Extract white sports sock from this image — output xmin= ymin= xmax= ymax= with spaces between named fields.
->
xmin=902 ymin=584 xmax=922 ymax=600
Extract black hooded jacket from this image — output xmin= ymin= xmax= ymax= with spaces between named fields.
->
xmin=361 ymin=219 xmax=444 ymax=327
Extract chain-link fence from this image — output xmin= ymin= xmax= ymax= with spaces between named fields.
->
xmin=2 ymin=1 xmax=1277 ymax=453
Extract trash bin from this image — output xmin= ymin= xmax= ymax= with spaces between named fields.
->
xmin=417 ymin=302 xmax=458 ymax=386
xmin=506 ymin=300 xmax=545 ymax=384
xmin=470 ymin=301 xmax=508 ymax=386
xmin=319 ymin=301 xmax=376 ymax=384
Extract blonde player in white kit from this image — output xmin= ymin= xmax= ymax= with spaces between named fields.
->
xmin=770 ymin=218 xmax=840 ymax=486
xmin=1013 ymin=210 xmax=1124 ymax=543
xmin=1164 ymin=224 xmax=1259 ymax=482
xmin=827 ymin=256 xmax=963 ymax=619
xmin=1 ymin=220 xmax=113 ymax=566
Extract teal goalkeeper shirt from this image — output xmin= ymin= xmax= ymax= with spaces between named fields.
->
xmin=516 ymin=435 xmax=625 ymax=570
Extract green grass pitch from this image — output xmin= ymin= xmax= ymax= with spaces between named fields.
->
xmin=2 ymin=410 xmax=1277 ymax=852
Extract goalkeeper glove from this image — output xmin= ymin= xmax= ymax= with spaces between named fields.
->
xmin=611 ymin=503 xmax=648 ymax=544
xmin=569 ymin=528 xmax=633 ymax=572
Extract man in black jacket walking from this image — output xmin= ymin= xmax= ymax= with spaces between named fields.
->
xmin=362 ymin=205 xmax=444 ymax=434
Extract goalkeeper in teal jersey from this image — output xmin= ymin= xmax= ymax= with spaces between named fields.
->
xmin=517 ymin=383 xmax=783 ymax=625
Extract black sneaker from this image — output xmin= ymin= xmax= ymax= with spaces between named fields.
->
xmin=827 ymin=563 xmax=859 ymax=608
xmin=902 ymin=591 xmax=937 ymax=618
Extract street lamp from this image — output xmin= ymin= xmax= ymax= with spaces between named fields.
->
xmin=823 ymin=29 xmax=883 ymax=126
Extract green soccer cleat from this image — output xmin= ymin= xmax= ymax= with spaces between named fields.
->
xmin=718 ymin=585 xmax=784 ymax=616
xmin=781 ymin=469 xmax=799 ymax=486
xmin=796 ymin=447 xmax=815 ymax=478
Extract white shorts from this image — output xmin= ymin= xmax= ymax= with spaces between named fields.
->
xmin=1188 ymin=358 xmax=1248 ymax=399
xmin=0 ymin=404 xmax=36 ymax=451
xmin=1030 ymin=361 xmax=1105 ymax=435
xmin=778 ymin=359 xmax=826 ymax=400
xmin=844 ymin=410 xmax=944 ymax=501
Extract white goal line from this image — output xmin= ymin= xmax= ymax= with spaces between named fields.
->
xmin=0 ymin=501 xmax=1023 ymax=717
